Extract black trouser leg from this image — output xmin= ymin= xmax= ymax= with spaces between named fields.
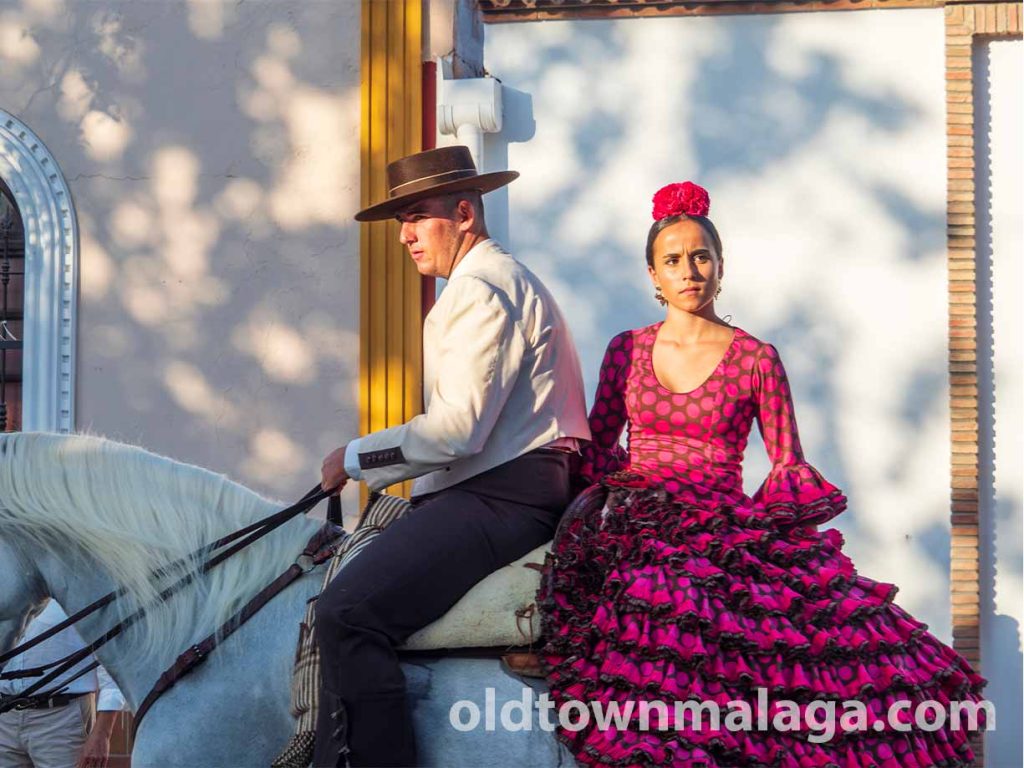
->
xmin=312 ymin=450 xmax=571 ymax=768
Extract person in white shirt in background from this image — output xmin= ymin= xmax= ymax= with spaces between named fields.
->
xmin=0 ymin=600 xmax=126 ymax=768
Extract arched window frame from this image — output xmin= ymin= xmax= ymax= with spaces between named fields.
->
xmin=0 ymin=111 xmax=78 ymax=433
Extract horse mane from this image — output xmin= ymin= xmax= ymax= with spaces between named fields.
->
xmin=0 ymin=431 xmax=321 ymax=669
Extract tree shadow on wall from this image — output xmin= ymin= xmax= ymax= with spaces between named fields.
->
xmin=0 ymin=0 xmax=362 ymax=501
xmin=487 ymin=9 xmax=954 ymax=624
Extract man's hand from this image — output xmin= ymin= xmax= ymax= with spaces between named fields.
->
xmin=77 ymin=711 xmax=117 ymax=768
xmin=321 ymin=444 xmax=351 ymax=495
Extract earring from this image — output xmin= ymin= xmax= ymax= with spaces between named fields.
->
xmin=655 ymin=286 xmax=667 ymax=306
xmin=715 ymin=280 xmax=722 ymax=299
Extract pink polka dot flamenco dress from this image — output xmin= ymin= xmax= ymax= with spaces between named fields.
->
xmin=537 ymin=325 xmax=989 ymax=768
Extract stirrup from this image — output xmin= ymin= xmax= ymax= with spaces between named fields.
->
xmin=501 ymin=651 xmax=545 ymax=679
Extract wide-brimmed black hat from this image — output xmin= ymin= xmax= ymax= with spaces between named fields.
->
xmin=354 ymin=145 xmax=518 ymax=222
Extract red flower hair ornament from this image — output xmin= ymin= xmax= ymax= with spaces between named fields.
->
xmin=651 ymin=182 xmax=711 ymax=221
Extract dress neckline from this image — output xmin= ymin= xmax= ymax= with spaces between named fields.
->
xmin=647 ymin=322 xmax=741 ymax=396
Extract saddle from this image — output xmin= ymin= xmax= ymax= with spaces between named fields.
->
xmin=407 ymin=483 xmax=607 ymax=649
xmin=402 ymin=540 xmax=550 ymax=650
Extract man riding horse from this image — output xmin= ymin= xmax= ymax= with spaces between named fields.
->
xmin=316 ymin=146 xmax=591 ymax=768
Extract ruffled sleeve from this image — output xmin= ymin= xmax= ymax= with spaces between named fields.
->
xmin=576 ymin=332 xmax=631 ymax=489
xmin=750 ymin=343 xmax=846 ymax=526
xmin=753 ymin=463 xmax=846 ymax=527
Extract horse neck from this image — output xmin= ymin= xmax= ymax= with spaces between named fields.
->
xmin=32 ymin=511 xmax=323 ymax=709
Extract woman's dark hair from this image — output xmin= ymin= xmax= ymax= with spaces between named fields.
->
xmin=645 ymin=214 xmax=723 ymax=267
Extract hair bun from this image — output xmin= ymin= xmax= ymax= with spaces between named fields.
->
xmin=652 ymin=182 xmax=710 ymax=221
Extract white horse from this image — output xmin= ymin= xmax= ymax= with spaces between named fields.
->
xmin=0 ymin=432 xmax=569 ymax=767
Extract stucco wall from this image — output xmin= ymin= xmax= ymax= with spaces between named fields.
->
xmin=486 ymin=9 xmax=956 ymax=636
xmin=978 ymin=35 xmax=1023 ymax=765
xmin=0 ymin=0 xmax=362 ymax=507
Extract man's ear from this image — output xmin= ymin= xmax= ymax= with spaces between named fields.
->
xmin=456 ymin=199 xmax=475 ymax=231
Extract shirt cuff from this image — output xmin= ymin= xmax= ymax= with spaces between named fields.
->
xmin=96 ymin=664 xmax=126 ymax=711
xmin=96 ymin=686 xmax=126 ymax=711
xmin=344 ymin=439 xmax=363 ymax=481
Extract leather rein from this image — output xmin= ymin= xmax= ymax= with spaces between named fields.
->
xmin=0 ymin=484 xmax=345 ymax=731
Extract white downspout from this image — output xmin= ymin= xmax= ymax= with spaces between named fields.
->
xmin=454 ymin=122 xmax=484 ymax=170
xmin=436 ymin=64 xmax=503 ymax=174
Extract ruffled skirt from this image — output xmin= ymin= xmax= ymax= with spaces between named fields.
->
xmin=537 ymin=474 xmax=989 ymax=768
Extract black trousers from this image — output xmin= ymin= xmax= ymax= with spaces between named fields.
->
xmin=312 ymin=449 xmax=573 ymax=768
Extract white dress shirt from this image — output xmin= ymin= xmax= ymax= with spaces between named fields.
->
xmin=344 ymin=238 xmax=590 ymax=495
xmin=0 ymin=601 xmax=126 ymax=711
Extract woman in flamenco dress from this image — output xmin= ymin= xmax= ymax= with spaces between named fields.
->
xmin=538 ymin=182 xmax=989 ymax=768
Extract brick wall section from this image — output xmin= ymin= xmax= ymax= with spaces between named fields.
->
xmin=944 ymin=3 xmax=1022 ymax=765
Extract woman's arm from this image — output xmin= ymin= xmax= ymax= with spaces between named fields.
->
xmin=578 ymin=332 xmax=631 ymax=485
xmin=752 ymin=343 xmax=804 ymax=468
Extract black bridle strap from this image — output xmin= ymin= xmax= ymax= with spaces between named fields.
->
xmin=132 ymin=523 xmax=343 ymax=732
xmin=2 ymin=659 xmax=102 ymax=700
xmin=0 ymin=485 xmax=332 ymax=711
xmin=0 ymin=483 xmax=325 ymax=671
xmin=0 ymin=594 xmax=122 ymax=674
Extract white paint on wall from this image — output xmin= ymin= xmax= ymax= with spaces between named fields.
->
xmin=487 ymin=9 xmax=955 ymax=635
xmin=976 ymin=37 xmax=1023 ymax=766
xmin=0 ymin=1 xmax=362 ymax=512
